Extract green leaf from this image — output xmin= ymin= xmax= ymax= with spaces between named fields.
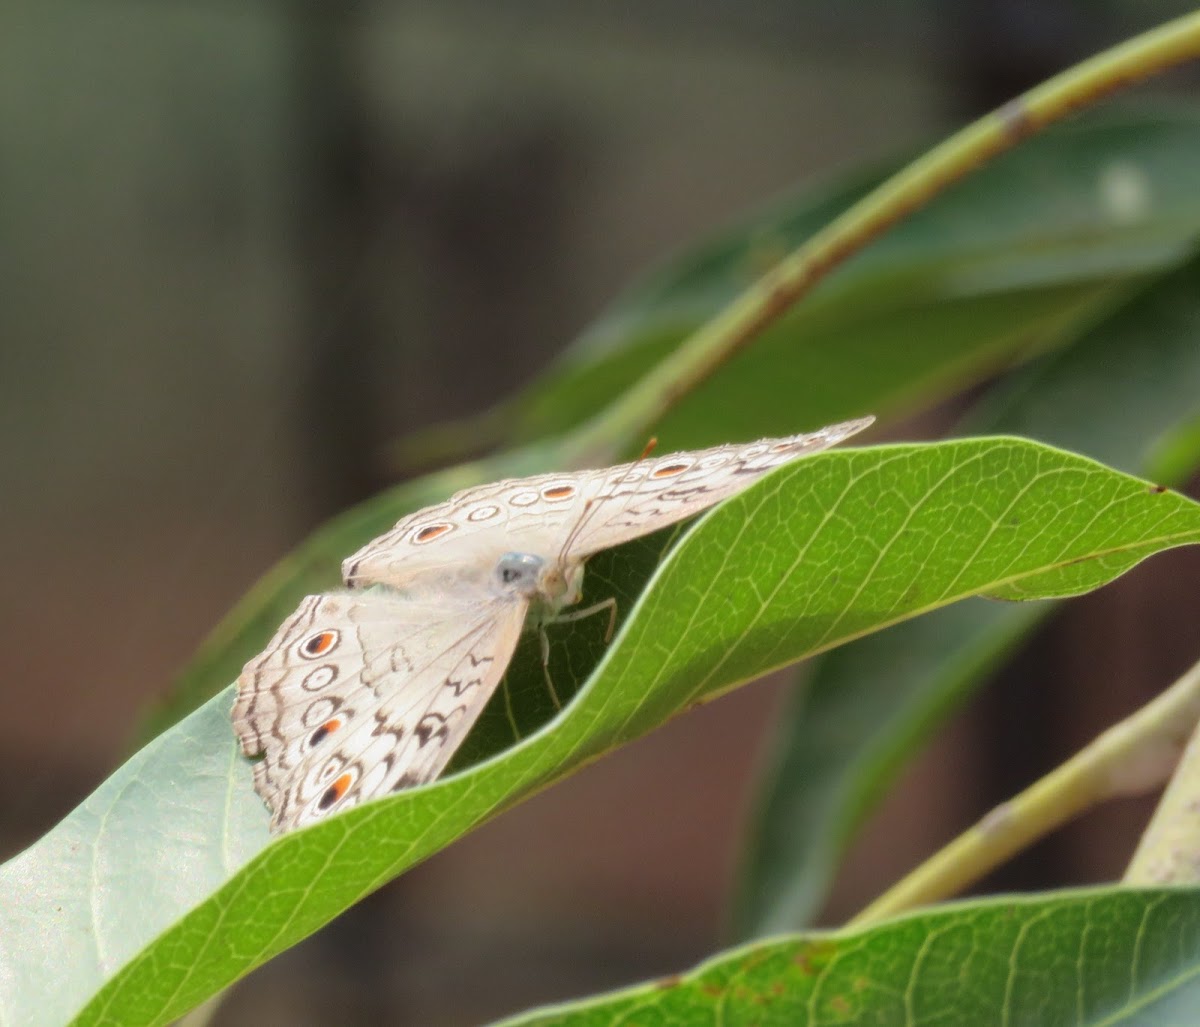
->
xmin=6 ymin=438 xmax=1200 ymax=1025
xmin=494 ymin=888 xmax=1200 ymax=1026
xmin=0 ymin=693 xmax=269 ymax=1027
xmin=508 ymin=105 xmax=1200 ymax=449
xmin=736 ymin=250 xmax=1200 ymax=936
xmin=147 ymin=105 xmax=1200 ymax=738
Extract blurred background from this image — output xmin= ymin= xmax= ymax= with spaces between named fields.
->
xmin=4 ymin=2 xmax=1200 ymax=1023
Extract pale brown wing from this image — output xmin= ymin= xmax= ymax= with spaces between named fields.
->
xmin=233 ymin=589 xmax=527 ymax=833
xmin=341 ymin=418 xmax=872 ymax=590
xmin=560 ymin=417 xmax=874 ymax=560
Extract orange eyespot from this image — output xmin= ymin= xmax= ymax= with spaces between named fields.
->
xmin=309 ymin=718 xmax=342 ymax=747
xmin=319 ymin=772 xmax=353 ymax=810
xmin=542 ymin=484 xmax=575 ymax=500
xmin=302 ymin=630 xmax=339 ymax=658
xmin=651 ymin=462 xmax=690 ymax=479
xmin=414 ymin=523 xmax=453 ymax=543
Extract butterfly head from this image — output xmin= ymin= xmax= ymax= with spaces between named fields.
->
xmin=494 ymin=551 xmax=585 ymax=610
xmin=494 ymin=552 xmax=545 ymax=598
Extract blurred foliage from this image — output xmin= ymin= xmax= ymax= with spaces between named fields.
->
xmin=5 ymin=8 xmax=1200 ymax=1015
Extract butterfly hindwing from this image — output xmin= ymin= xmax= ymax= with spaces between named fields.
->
xmin=233 ymin=591 xmax=527 ymax=832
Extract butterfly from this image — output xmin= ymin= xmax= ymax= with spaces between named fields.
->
xmin=233 ymin=416 xmax=873 ymax=832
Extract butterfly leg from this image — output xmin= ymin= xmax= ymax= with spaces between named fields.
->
xmin=538 ymin=596 xmax=620 ymax=711
xmin=552 ymin=596 xmax=618 ymax=641
xmin=539 ymin=626 xmax=562 ymax=710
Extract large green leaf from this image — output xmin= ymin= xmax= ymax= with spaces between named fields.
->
xmin=495 ymin=888 xmax=1200 ymax=1026
xmin=6 ymin=438 xmax=1200 ymax=1025
xmin=146 ymin=105 xmax=1200 ymax=738
xmin=737 ymin=250 xmax=1200 ymax=936
xmin=507 ymin=105 xmax=1200 ymax=449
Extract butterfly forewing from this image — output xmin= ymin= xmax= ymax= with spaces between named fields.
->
xmin=341 ymin=418 xmax=872 ymax=591
xmin=341 ymin=471 xmax=595 ymax=592
xmin=560 ymin=418 xmax=874 ymax=560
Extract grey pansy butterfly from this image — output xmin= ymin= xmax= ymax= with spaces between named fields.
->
xmin=233 ymin=416 xmax=873 ymax=832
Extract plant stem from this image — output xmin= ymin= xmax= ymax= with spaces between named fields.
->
xmin=1125 ymin=662 xmax=1200 ymax=884
xmin=564 ymin=10 xmax=1200 ymax=467
xmin=847 ymin=656 xmax=1200 ymax=929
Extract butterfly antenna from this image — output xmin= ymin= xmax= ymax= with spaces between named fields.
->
xmin=557 ymin=437 xmax=658 ymax=566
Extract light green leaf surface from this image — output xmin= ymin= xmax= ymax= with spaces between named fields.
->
xmin=5 ymin=438 xmax=1200 ymax=1024
xmin=737 ymin=252 xmax=1200 ymax=936
xmin=497 ymin=889 xmax=1200 ymax=1026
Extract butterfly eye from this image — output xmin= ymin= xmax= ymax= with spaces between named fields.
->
xmin=651 ymin=461 xmax=691 ymax=479
xmin=413 ymin=523 xmax=454 ymax=544
xmin=318 ymin=771 xmax=355 ymax=811
xmin=309 ymin=718 xmax=342 ymax=747
xmin=300 ymin=630 xmax=339 ymax=659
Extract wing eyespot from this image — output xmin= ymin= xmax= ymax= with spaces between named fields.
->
xmin=301 ymin=665 xmax=338 ymax=692
xmin=467 ymin=504 xmax=500 ymax=521
xmin=301 ymin=696 xmax=344 ymax=729
xmin=651 ymin=461 xmax=691 ymax=479
xmin=309 ymin=718 xmax=343 ymax=747
xmin=413 ymin=522 xmax=454 ymax=544
xmin=318 ymin=771 xmax=355 ymax=810
xmin=300 ymin=630 xmax=339 ymax=659
xmin=541 ymin=483 xmax=576 ymax=501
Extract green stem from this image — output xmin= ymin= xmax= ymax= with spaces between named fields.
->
xmin=1125 ymin=662 xmax=1200 ymax=884
xmin=848 ymin=656 xmax=1200 ymax=928
xmin=563 ymin=10 xmax=1200 ymax=467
